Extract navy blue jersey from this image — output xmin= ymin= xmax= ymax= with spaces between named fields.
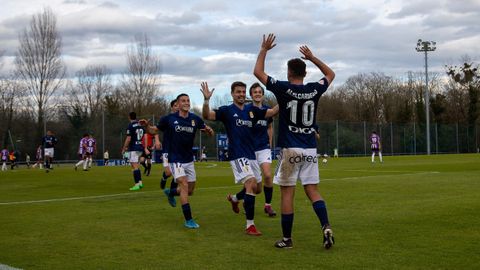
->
xmin=214 ymin=104 xmax=266 ymax=160
xmin=126 ymin=120 xmax=145 ymax=152
xmin=156 ymin=112 xmax=205 ymax=163
xmin=246 ymin=103 xmax=273 ymax=151
xmin=159 ymin=114 xmax=172 ymax=154
xmin=266 ymin=76 xmax=329 ymax=148
xmin=42 ymin=135 xmax=57 ymax=149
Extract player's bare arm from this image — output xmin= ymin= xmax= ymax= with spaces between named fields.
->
xmin=122 ymin=137 xmax=131 ymax=154
xmin=200 ymin=82 xmax=216 ymax=120
xmin=265 ymin=104 xmax=279 ymax=118
xmin=154 ymin=134 xmax=162 ymax=150
xmin=200 ymin=125 xmax=215 ymax=137
xmin=299 ymin=45 xmax=335 ymax=84
xmin=254 ymin=33 xmax=276 ymax=86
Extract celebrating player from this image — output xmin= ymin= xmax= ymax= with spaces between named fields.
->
xmin=254 ymin=33 xmax=335 ymax=249
xmin=201 ymin=81 xmax=278 ymax=236
xmin=142 ymin=93 xmax=214 ymax=229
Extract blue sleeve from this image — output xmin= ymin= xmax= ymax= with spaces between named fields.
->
xmin=214 ymin=106 xmax=226 ymax=122
xmin=156 ymin=115 xmax=169 ymax=132
xmin=126 ymin=125 xmax=132 ymax=136
xmin=196 ymin=115 xmax=206 ymax=129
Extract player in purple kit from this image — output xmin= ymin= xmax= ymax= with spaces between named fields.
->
xmin=142 ymin=93 xmax=214 ymax=229
xmin=370 ymin=131 xmax=383 ymax=163
xmin=201 ymin=81 xmax=278 ymax=236
xmin=32 ymin=145 xmax=43 ymax=169
xmin=1 ymin=148 xmax=8 ymax=171
xmin=74 ymin=133 xmax=89 ymax=171
xmin=85 ymin=134 xmax=97 ymax=170
xmin=122 ymin=112 xmax=145 ymax=191
xmin=254 ymin=33 xmax=335 ymax=249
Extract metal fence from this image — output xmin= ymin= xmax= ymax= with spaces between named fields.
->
xmin=315 ymin=121 xmax=480 ymax=156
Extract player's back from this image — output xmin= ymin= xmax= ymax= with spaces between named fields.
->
xmin=266 ymin=76 xmax=329 ymax=148
xmin=127 ymin=121 xmax=145 ymax=152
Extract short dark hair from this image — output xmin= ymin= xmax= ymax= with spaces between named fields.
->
xmin=129 ymin=112 xmax=136 ymax=120
xmin=287 ymin=58 xmax=307 ymax=77
xmin=176 ymin=93 xmax=189 ymax=100
xmin=231 ymin=81 xmax=246 ymax=93
xmin=249 ymin=82 xmax=264 ymax=96
xmin=170 ymin=99 xmax=177 ymax=108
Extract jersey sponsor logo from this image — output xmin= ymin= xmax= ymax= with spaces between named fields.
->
xmin=288 ymin=125 xmax=316 ymax=134
xmin=236 ymin=119 xmax=252 ymax=127
xmin=175 ymin=125 xmax=195 ymax=133
xmin=286 ymin=89 xmax=318 ymax=99
xmin=256 ymin=120 xmax=268 ymax=126
xmin=288 ymin=153 xmax=318 ymax=164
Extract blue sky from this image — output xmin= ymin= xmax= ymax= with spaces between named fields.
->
xmin=1 ymin=0 xmax=479 ymax=107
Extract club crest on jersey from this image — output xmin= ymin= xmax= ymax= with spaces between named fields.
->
xmin=191 ymin=120 xmax=195 ymax=126
xmin=249 ymin=111 xmax=254 ymax=118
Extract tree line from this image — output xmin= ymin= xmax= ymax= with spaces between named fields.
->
xmin=0 ymin=9 xmax=479 ymax=160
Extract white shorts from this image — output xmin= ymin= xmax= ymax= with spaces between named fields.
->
xmin=162 ymin=153 xmax=169 ymax=167
xmin=255 ymin=149 xmax=272 ymax=165
xmin=44 ymin=148 xmax=54 ymax=157
xmin=169 ymin=162 xmax=196 ymax=182
xmin=129 ymin=151 xmax=142 ymax=163
xmin=230 ymin=157 xmax=261 ymax=184
xmin=273 ymin=148 xmax=320 ymax=186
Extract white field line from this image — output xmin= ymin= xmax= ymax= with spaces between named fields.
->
xmin=0 ymin=171 xmax=440 ymax=206
xmin=0 ymin=263 xmax=22 ymax=270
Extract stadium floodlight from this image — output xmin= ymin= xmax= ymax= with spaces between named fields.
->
xmin=416 ymin=39 xmax=436 ymax=155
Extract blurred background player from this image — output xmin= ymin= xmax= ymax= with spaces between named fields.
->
xmin=74 ymin=133 xmax=89 ymax=171
xmin=1 ymin=147 xmax=8 ymax=171
xmin=122 ymin=112 xmax=145 ymax=191
xmin=32 ymin=145 xmax=43 ymax=169
xmin=370 ymin=131 xmax=383 ymax=163
xmin=85 ymin=134 xmax=97 ymax=169
xmin=140 ymin=124 xmax=154 ymax=176
xmin=160 ymin=99 xmax=179 ymax=189
xmin=42 ymin=130 xmax=58 ymax=172
xmin=103 ymin=150 xmax=109 ymax=166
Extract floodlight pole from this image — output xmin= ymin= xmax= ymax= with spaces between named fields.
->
xmin=416 ymin=39 xmax=436 ymax=155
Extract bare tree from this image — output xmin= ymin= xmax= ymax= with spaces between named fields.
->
xmin=120 ymin=33 xmax=161 ymax=115
xmin=0 ymin=77 xmax=24 ymax=147
xmin=15 ymin=8 xmax=65 ymax=136
xmin=71 ymin=64 xmax=112 ymax=117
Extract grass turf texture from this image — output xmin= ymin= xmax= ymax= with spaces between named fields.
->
xmin=0 ymin=154 xmax=479 ymax=269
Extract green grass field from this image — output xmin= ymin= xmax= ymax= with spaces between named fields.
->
xmin=1 ymin=154 xmax=479 ymax=269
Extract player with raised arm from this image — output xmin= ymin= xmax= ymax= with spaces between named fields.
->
xmin=141 ymin=93 xmax=214 ymax=228
xmin=254 ymin=33 xmax=335 ymax=249
xmin=122 ymin=112 xmax=145 ymax=191
xmin=201 ymin=81 xmax=278 ymax=236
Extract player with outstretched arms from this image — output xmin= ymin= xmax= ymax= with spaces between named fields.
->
xmin=254 ymin=33 xmax=335 ymax=249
